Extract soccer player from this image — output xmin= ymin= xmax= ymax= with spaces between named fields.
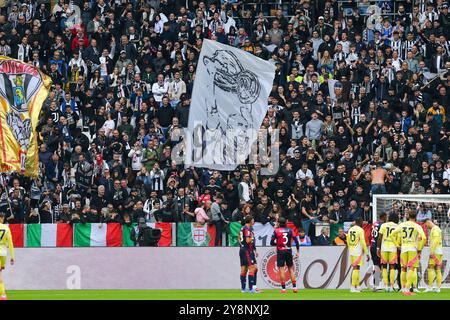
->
xmin=370 ymin=212 xmax=387 ymax=290
xmin=347 ymin=218 xmax=370 ymax=293
xmin=250 ymin=224 xmax=262 ymax=293
xmin=270 ymin=217 xmax=300 ymax=293
xmin=423 ymin=219 xmax=443 ymax=293
xmin=238 ymin=215 xmax=258 ymax=293
xmin=389 ymin=210 xmax=426 ymax=296
xmin=0 ymin=212 xmax=15 ymax=300
xmin=377 ymin=213 xmax=399 ymax=292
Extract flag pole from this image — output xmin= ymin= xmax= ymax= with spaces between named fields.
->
xmin=0 ymin=173 xmax=14 ymax=220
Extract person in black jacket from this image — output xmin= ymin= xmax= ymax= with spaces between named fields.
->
xmin=156 ymin=96 xmax=175 ymax=129
xmin=131 ymin=217 xmax=160 ymax=246
xmin=90 ymin=185 xmax=109 ymax=213
xmin=38 ymin=200 xmax=53 ymax=223
xmin=315 ymin=226 xmax=330 ymax=246
xmin=26 ymin=208 xmax=40 ymax=224
xmin=328 ymin=201 xmax=345 ymax=224
xmin=286 ymin=196 xmax=301 ymax=229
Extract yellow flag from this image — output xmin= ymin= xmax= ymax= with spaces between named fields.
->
xmin=0 ymin=56 xmax=52 ymax=177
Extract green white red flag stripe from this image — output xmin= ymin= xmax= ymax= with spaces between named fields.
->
xmin=26 ymin=224 xmax=73 ymax=247
xmin=73 ymin=223 xmax=122 ymax=247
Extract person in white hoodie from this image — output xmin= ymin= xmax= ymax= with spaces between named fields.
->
xmin=154 ymin=12 xmax=168 ymax=34
xmin=128 ymin=141 xmax=144 ymax=181
xmin=152 ymin=73 xmax=169 ymax=104
xmin=443 ymin=159 xmax=450 ymax=181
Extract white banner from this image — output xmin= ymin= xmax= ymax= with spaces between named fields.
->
xmin=252 ymin=222 xmax=275 ymax=247
xmin=5 ymin=247 xmax=450 ymax=290
xmin=185 ymin=39 xmax=275 ymax=170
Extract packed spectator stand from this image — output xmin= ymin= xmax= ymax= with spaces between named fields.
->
xmin=0 ymin=0 xmax=449 ymax=246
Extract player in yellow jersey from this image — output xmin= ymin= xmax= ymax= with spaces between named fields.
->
xmin=347 ymin=218 xmax=370 ymax=293
xmin=0 ymin=212 xmax=15 ymax=300
xmin=389 ymin=210 xmax=426 ymax=296
xmin=377 ymin=213 xmax=399 ymax=292
xmin=423 ymin=219 xmax=443 ymax=293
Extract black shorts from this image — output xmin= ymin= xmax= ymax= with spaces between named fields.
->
xmin=371 ymin=246 xmax=381 ymax=266
xmin=277 ymin=251 xmax=293 ymax=268
xmin=240 ymin=249 xmax=256 ymax=267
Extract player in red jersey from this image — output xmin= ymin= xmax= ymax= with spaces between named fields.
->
xmin=238 ymin=215 xmax=258 ymax=293
xmin=270 ymin=217 xmax=300 ymax=293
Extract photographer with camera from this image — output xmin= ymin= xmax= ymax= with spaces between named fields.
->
xmin=130 ymin=217 xmax=160 ymax=247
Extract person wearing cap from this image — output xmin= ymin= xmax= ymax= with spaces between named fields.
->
xmin=114 ymin=50 xmax=133 ymax=75
xmin=440 ymin=4 xmax=450 ymax=38
xmin=313 ymin=15 xmax=332 ymax=39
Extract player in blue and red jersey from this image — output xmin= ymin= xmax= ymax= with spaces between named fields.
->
xmin=370 ymin=212 xmax=387 ymax=290
xmin=270 ymin=217 xmax=300 ymax=293
xmin=249 ymin=223 xmax=262 ymax=293
xmin=238 ymin=215 xmax=258 ymax=293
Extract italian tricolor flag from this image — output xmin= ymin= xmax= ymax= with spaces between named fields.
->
xmin=27 ymin=224 xmax=73 ymax=247
xmin=8 ymin=223 xmax=173 ymax=247
xmin=74 ymin=223 xmax=173 ymax=247
xmin=74 ymin=223 xmax=123 ymax=247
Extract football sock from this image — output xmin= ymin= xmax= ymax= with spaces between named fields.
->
xmin=436 ymin=269 xmax=442 ymax=288
xmin=406 ymin=269 xmax=414 ymax=289
xmin=351 ymin=269 xmax=359 ymax=287
xmin=382 ymin=268 xmax=388 ymax=286
xmin=240 ymin=272 xmax=246 ymax=290
xmin=253 ymin=269 xmax=258 ymax=287
xmin=389 ymin=268 xmax=396 ymax=286
xmin=428 ymin=268 xmax=435 ymax=288
xmin=248 ymin=273 xmax=254 ymax=291
xmin=412 ymin=269 xmax=418 ymax=289
xmin=281 ymin=282 xmax=286 ymax=290
xmin=292 ymin=280 xmax=297 ymax=288
xmin=400 ymin=270 xmax=407 ymax=288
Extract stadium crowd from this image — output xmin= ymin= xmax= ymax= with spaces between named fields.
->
xmin=0 ymin=0 xmax=449 ymax=246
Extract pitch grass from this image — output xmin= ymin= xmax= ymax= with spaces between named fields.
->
xmin=5 ymin=289 xmax=450 ymax=300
